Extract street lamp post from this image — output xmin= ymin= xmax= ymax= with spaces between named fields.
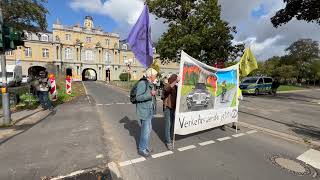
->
xmin=124 ymin=59 xmax=133 ymax=88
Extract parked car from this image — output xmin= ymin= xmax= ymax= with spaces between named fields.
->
xmin=186 ymin=83 xmax=211 ymax=109
xmin=240 ymin=76 xmax=273 ymax=95
xmin=22 ymin=75 xmax=31 ymax=84
xmin=0 ymin=65 xmax=22 ymax=87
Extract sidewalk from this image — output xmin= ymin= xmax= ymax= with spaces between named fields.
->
xmin=0 ymin=96 xmax=108 ymax=180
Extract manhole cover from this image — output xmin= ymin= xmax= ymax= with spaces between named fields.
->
xmin=275 ymin=158 xmax=306 ymax=173
xmin=267 ymin=154 xmax=318 ymax=177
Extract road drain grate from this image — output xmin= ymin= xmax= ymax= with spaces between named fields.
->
xmin=267 ymin=154 xmax=318 ymax=177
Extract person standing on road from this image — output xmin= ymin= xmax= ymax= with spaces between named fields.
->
xmin=271 ymin=78 xmax=280 ymax=96
xmin=162 ymin=74 xmax=179 ymax=150
xmin=136 ymin=68 xmax=158 ymax=157
xmin=34 ymin=71 xmax=54 ymax=111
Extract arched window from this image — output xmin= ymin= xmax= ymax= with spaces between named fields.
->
xmin=65 ymin=48 xmax=73 ymax=60
xmin=106 ymin=39 xmax=110 ymax=46
xmin=41 ymin=34 xmax=49 ymax=41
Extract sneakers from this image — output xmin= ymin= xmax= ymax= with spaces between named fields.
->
xmin=166 ymin=143 xmax=173 ymax=150
xmin=138 ymin=150 xmax=151 ymax=158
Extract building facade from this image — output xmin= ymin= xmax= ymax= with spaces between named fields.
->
xmin=5 ymin=16 xmax=179 ymax=81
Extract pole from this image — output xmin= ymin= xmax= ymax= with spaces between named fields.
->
xmin=0 ymin=8 xmax=11 ymax=125
xmin=1 ymin=54 xmax=11 ymax=125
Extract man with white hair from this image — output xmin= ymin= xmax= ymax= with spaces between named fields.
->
xmin=135 ymin=68 xmax=158 ymax=157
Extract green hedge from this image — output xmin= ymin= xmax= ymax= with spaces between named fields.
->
xmin=119 ymin=73 xmax=131 ymax=81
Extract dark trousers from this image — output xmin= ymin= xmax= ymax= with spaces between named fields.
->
xmin=164 ymin=107 xmax=175 ymax=144
xmin=38 ymin=91 xmax=52 ymax=109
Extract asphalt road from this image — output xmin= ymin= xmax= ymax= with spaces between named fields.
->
xmin=239 ymin=90 xmax=320 ymax=142
xmin=84 ymin=81 xmax=318 ymax=180
xmin=0 ymin=95 xmax=108 ymax=180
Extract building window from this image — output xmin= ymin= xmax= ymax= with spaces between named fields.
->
xmin=106 ymin=39 xmax=110 ymax=46
xmin=65 ymin=48 xmax=73 ymax=60
xmin=42 ymin=48 xmax=49 ymax=58
xmin=25 ymin=47 xmax=32 ymax=57
xmin=86 ymin=37 xmax=92 ymax=43
xmin=66 ymin=34 xmax=71 ymax=41
xmin=105 ymin=51 xmax=111 ymax=64
xmin=5 ymin=51 xmax=13 ymax=56
xmin=85 ymin=50 xmax=93 ymax=61
xmin=41 ymin=34 xmax=49 ymax=41
xmin=123 ymin=55 xmax=127 ymax=62
xmin=122 ymin=44 xmax=128 ymax=50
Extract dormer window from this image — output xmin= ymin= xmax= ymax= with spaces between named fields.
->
xmin=122 ymin=44 xmax=128 ymax=50
xmin=41 ymin=34 xmax=49 ymax=41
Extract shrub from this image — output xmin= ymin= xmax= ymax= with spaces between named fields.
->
xmin=119 ymin=73 xmax=131 ymax=81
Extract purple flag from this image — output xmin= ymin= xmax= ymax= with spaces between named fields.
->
xmin=127 ymin=5 xmax=153 ymax=68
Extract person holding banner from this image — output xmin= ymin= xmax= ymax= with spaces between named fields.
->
xmin=162 ymin=74 xmax=179 ymax=150
xmin=136 ymin=68 xmax=158 ymax=157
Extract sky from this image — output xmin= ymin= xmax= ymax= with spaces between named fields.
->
xmin=45 ymin=0 xmax=320 ymax=61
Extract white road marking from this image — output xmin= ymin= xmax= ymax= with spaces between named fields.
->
xmin=297 ymin=149 xmax=320 ymax=169
xmin=199 ymin=140 xmax=215 ymax=146
xmin=151 ymin=151 xmax=174 ymax=158
xmin=96 ymin=104 xmax=103 ymax=106
xmin=118 ymin=160 xmax=132 ymax=167
xmin=178 ymin=145 xmax=196 ymax=151
xmin=232 ymin=133 xmax=246 ymax=138
xmin=131 ymin=157 xmax=146 ymax=164
xmin=96 ymin=154 xmax=104 ymax=159
xmin=116 ymin=103 xmax=125 ymax=105
xmin=105 ymin=104 xmax=112 ymax=106
xmin=246 ymin=130 xmax=258 ymax=134
xmin=217 ymin=137 xmax=232 ymax=142
xmin=126 ymin=103 xmax=131 ymax=104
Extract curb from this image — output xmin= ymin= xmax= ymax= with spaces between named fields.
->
xmin=46 ymin=162 xmax=122 ymax=180
xmin=238 ymin=121 xmax=320 ymax=147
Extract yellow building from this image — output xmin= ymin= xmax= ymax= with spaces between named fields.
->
xmin=5 ymin=16 xmax=179 ymax=80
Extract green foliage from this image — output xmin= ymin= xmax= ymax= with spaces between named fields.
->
xmin=251 ymin=39 xmax=320 ymax=85
xmin=0 ymin=0 xmax=48 ymax=32
xmin=119 ymin=73 xmax=132 ymax=81
xmin=271 ymin=0 xmax=320 ymax=28
xmin=147 ymin=0 xmax=244 ymax=65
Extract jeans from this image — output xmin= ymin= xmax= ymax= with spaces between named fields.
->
xmin=38 ymin=91 xmax=52 ymax=109
xmin=164 ymin=107 xmax=175 ymax=144
xmin=139 ymin=116 xmax=153 ymax=152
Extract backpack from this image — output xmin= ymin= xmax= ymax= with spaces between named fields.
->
xmin=130 ymin=78 xmax=148 ymax=104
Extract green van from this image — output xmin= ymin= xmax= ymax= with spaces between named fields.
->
xmin=239 ymin=77 xmax=273 ymax=95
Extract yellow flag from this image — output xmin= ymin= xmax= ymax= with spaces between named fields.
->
xmin=239 ymin=48 xmax=258 ymax=77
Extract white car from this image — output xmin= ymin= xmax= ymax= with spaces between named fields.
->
xmin=22 ymin=75 xmax=30 ymax=84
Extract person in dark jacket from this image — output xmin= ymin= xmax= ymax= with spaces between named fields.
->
xmin=135 ymin=68 xmax=158 ymax=157
xmin=271 ymin=78 xmax=280 ymax=96
xmin=162 ymin=74 xmax=179 ymax=150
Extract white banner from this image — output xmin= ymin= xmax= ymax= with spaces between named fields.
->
xmin=174 ymin=51 xmax=239 ymax=135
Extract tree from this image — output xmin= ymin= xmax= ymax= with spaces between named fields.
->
xmin=285 ymin=39 xmax=319 ymax=82
xmin=0 ymin=0 xmax=49 ymax=31
xmin=147 ymin=0 xmax=244 ymax=65
xmin=274 ymin=65 xmax=298 ymax=83
xmin=310 ymin=59 xmax=320 ymax=86
xmin=271 ymin=0 xmax=320 ymax=28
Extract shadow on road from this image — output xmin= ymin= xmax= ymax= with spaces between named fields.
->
xmin=240 ymin=110 xmax=320 ymax=140
xmin=119 ymin=116 xmax=141 ymax=149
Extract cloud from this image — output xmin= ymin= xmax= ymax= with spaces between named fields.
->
xmin=69 ymin=0 xmax=320 ymax=60
xmin=69 ymin=0 xmax=167 ymax=40
xmin=219 ymin=0 xmax=320 ymax=60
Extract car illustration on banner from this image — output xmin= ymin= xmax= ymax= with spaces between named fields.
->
xmin=186 ymin=83 xmax=211 ymax=110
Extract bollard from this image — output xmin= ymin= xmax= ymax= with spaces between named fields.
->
xmin=49 ymin=74 xmax=57 ymax=101
xmin=66 ymin=76 xmax=72 ymax=95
